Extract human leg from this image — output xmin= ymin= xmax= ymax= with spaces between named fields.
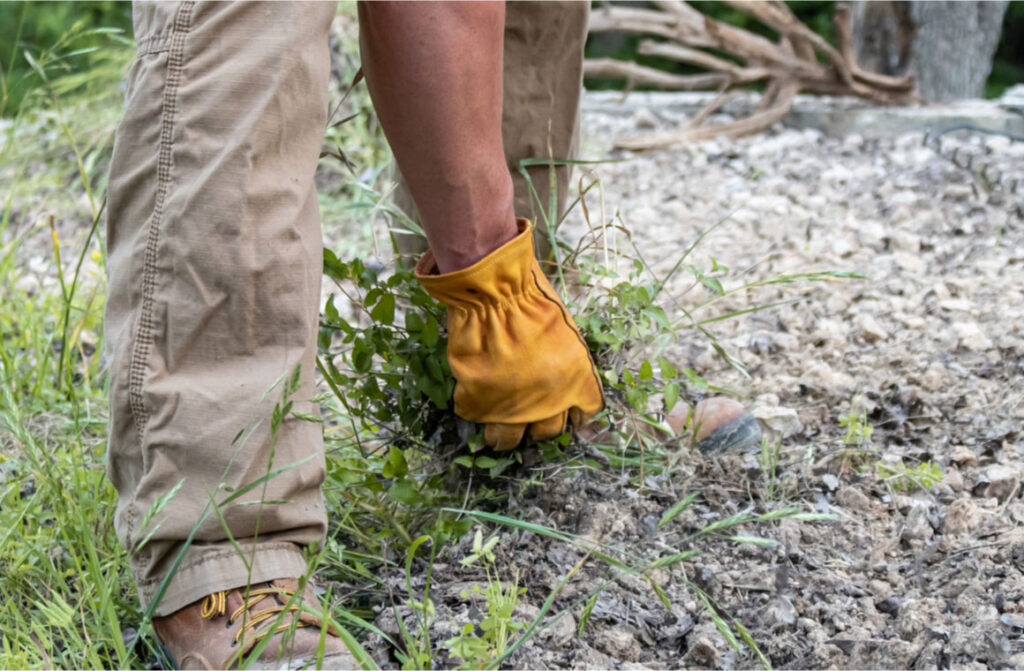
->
xmin=106 ymin=0 xmax=333 ymax=621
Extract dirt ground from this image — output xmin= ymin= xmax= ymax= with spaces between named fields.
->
xmin=8 ymin=80 xmax=1022 ymax=667
xmin=361 ymin=102 xmax=1024 ymax=669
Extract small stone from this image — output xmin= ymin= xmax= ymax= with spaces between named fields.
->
xmin=854 ymin=313 xmax=888 ymax=343
xmin=1008 ymin=501 xmax=1024 ymax=525
xmin=837 ymin=486 xmax=872 ymax=511
xmin=951 ymin=445 xmax=979 ymax=468
xmin=595 ymin=626 xmax=640 ymax=662
xmin=801 ymin=361 xmax=856 ymax=392
xmin=876 ymin=596 xmax=900 ymax=615
xmin=893 ymin=251 xmax=925 ymax=273
xmin=983 ymin=465 xmax=1020 ymax=503
xmin=921 ymin=362 xmax=951 ymax=391
xmin=939 ymin=298 xmax=975 ymax=312
xmin=953 ymin=321 xmax=993 ymax=351
xmin=944 ymin=498 xmax=985 ymax=534
xmin=890 ymin=230 xmax=921 ymax=253
xmin=822 ymin=473 xmax=839 ymax=492
xmin=944 ymin=184 xmax=973 ymax=201
xmin=766 ymin=596 xmax=797 ymax=627
xmin=752 ymin=405 xmax=803 ymax=438
xmin=665 ymin=404 xmax=689 ymax=436
xmin=944 ymin=468 xmax=965 ymax=493
xmin=901 ymin=504 xmax=934 ymax=542
xmin=540 ymin=612 xmax=577 ymax=648
xmin=843 ymin=133 xmax=864 ymax=149
xmin=632 ymin=107 xmax=659 ymax=129
xmin=683 ymin=637 xmax=719 ymax=668
xmin=690 ymin=397 xmax=762 ymax=454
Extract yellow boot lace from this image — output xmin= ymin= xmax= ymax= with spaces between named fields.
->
xmin=199 ymin=584 xmax=315 ymax=649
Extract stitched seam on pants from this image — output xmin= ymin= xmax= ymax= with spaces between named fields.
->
xmin=126 ymin=1 xmax=194 ymax=448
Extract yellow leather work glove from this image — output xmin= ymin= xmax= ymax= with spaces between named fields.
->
xmin=415 ymin=218 xmax=604 ymax=450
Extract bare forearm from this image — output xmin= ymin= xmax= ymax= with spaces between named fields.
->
xmin=358 ymin=1 xmax=516 ymax=273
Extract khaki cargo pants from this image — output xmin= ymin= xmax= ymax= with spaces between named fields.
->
xmin=105 ymin=1 xmax=588 ymax=616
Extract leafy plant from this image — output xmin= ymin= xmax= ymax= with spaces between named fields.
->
xmin=444 ymin=531 xmax=526 ymax=670
xmin=876 ymin=459 xmax=942 ymax=492
xmin=758 ymin=436 xmax=785 ymax=502
xmin=320 ymin=255 xmax=452 ymax=438
xmin=835 ymin=406 xmax=882 ymax=478
xmin=839 ymin=409 xmax=874 ymax=449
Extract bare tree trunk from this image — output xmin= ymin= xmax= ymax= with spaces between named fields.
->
xmin=852 ymin=1 xmax=1008 ymax=102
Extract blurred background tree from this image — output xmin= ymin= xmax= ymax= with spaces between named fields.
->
xmin=583 ymin=1 xmax=1022 ymax=99
xmin=851 ymin=0 xmax=1010 ymax=101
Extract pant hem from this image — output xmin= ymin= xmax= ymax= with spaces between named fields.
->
xmin=140 ymin=542 xmax=309 ymax=617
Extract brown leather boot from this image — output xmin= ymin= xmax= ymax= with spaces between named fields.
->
xmin=153 ymin=578 xmax=358 ymax=670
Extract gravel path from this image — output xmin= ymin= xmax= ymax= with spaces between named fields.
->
xmin=367 ymin=98 xmax=1024 ymax=669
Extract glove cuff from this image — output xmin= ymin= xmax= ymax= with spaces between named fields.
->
xmin=414 ymin=218 xmax=538 ymax=308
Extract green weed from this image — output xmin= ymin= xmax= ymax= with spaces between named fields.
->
xmin=444 ymin=531 xmax=526 ymax=670
xmin=876 ymin=459 xmax=943 ymax=492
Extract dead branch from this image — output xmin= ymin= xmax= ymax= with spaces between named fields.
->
xmin=584 ymin=58 xmax=730 ymax=91
xmin=585 ymin=2 xmax=918 ymax=148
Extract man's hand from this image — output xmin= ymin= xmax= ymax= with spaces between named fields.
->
xmin=416 ymin=219 xmax=604 ymax=450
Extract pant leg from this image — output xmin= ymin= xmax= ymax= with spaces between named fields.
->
xmin=390 ymin=1 xmax=590 ymax=266
xmin=104 ymin=1 xmax=336 ymax=617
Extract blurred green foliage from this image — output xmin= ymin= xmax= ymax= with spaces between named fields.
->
xmin=987 ymin=0 xmax=1024 ymax=97
xmin=0 ymin=1 xmax=132 ymax=116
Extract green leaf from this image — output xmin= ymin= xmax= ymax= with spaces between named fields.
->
xmin=324 ymin=294 xmax=340 ymax=324
xmin=323 ymin=248 xmax=347 ymax=281
xmin=578 ymin=592 xmax=598 ymax=635
xmin=405 ymin=311 xmax=423 ymax=332
xmin=488 ymin=457 xmax=515 ymax=477
xmin=453 ymin=456 xmax=474 ymax=468
xmin=649 ymin=551 xmax=700 ymax=569
xmin=658 ymin=357 xmax=677 ymax=380
xmin=729 ymin=535 xmax=779 ymax=547
xmin=682 ymin=367 xmax=708 ymax=390
xmin=421 ymin=315 xmax=440 ymax=346
xmin=659 ymin=492 xmax=698 ymax=527
xmin=650 ymin=579 xmax=672 ymax=610
xmin=388 ymin=479 xmax=422 ymax=505
xmin=625 ymin=387 xmax=646 ymax=412
xmin=351 ymin=339 xmax=373 ymax=373
xmin=734 ymin=620 xmax=772 ymax=671
xmin=700 ymin=276 xmax=725 ymax=295
xmin=382 ymin=446 xmax=408 ymax=479
xmin=370 ymin=293 xmax=395 ymax=325
xmin=664 ymin=382 xmax=680 ymax=412
xmin=639 ymin=359 xmax=653 ymax=380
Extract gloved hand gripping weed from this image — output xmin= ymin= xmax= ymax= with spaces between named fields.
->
xmin=415 ymin=218 xmax=604 ymax=450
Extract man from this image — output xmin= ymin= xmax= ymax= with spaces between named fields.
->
xmin=104 ymin=2 xmax=596 ymax=667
